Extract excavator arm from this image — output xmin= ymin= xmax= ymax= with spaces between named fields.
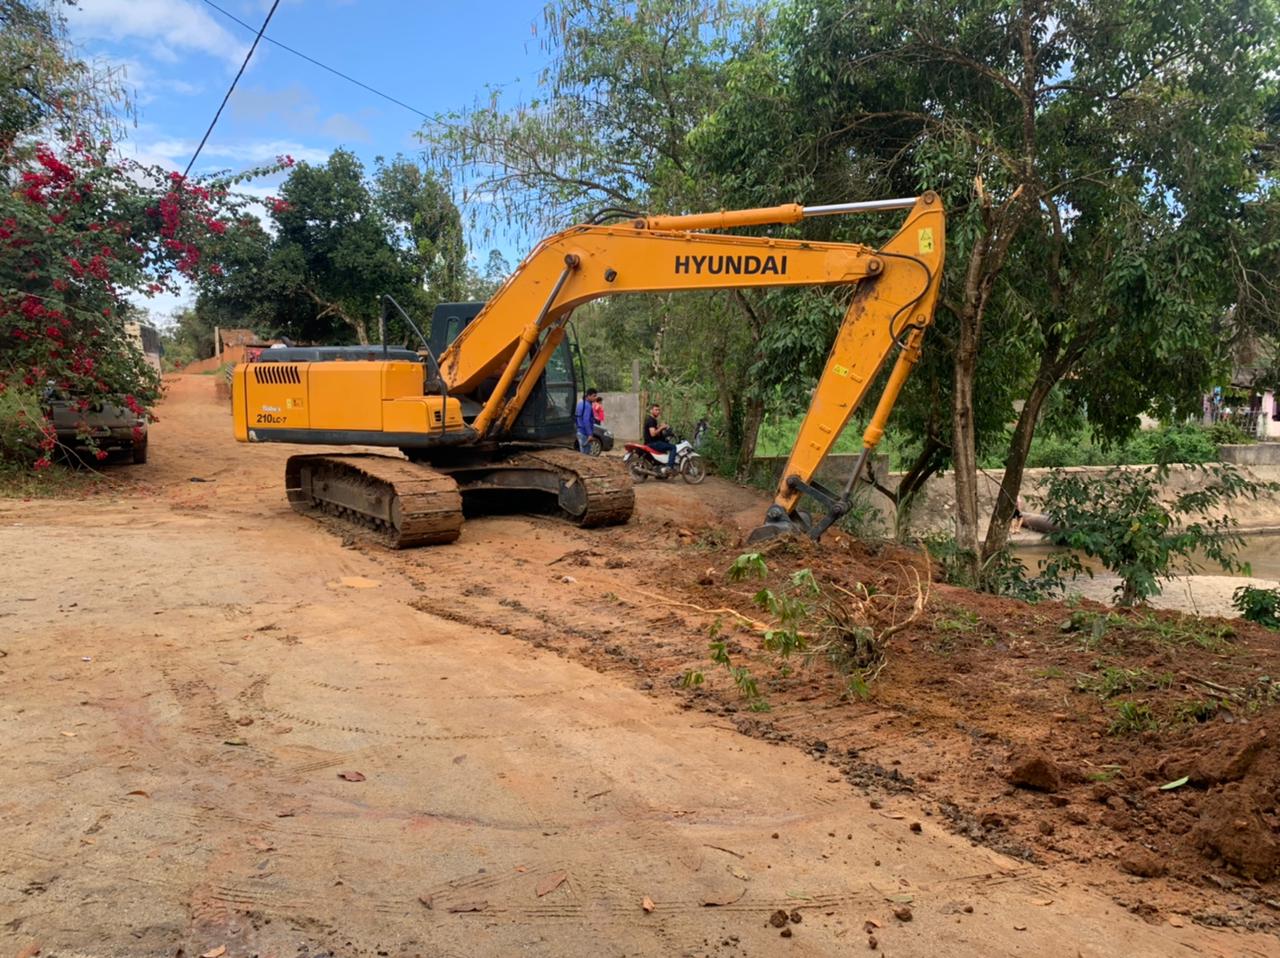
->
xmin=442 ymin=192 xmax=945 ymax=540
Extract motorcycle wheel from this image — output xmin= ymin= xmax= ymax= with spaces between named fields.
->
xmin=681 ymin=456 xmax=707 ymax=484
xmin=626 ymin=456 xmax=649 ymax=483
xmin=587 ymin=436 xmax=603 ymax=456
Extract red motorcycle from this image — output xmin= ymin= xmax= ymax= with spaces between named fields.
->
xmin=622 ymin=432 xmax=706 ymax=484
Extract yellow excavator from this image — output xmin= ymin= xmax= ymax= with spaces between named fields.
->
xmin=232 ymin=192 xmax=945 ymax=545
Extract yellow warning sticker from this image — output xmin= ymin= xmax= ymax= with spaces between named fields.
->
xmin=918 ymin=227 xmax=935 ymax=253
xmin=833 ymin=363 xmax=850 ymax=377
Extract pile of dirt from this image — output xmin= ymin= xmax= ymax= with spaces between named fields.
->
xmin=587 ymin=526 xmax=1280 ymax=929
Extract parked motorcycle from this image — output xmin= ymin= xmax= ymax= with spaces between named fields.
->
xmin=623 ymin=432 xmax=706 ymax=484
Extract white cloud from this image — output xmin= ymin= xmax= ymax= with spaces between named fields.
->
xmin=91 ymin=57 xmax=205 ymax=106
xmin=229 ymin=84 xmax=372 ymax=144
xmin=124 ymin=137 xmax=330 ymax=172
xmin=321 ymin=113 xmax=371 ymax=143
xmin=67 ymin=0 xmax=245 ymax=66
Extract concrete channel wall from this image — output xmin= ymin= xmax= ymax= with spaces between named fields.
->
xmin=1220 ymin=443 xmax=1280 ymax=466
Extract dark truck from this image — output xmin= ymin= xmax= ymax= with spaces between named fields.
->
xmin=43 ymin=391 xmax=148 ymax=464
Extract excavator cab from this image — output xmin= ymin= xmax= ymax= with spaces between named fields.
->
xmin=429 ymin=302 xmax=578 ymax=444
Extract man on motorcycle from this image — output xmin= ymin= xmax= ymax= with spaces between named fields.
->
xmin=643 ymin=403 xmax=678 ymax=471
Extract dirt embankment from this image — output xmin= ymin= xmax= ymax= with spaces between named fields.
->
xmin=539 ymin=523 xmax=1280 ymax=935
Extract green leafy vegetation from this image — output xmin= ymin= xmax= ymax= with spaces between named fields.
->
xmin=1042 ymin=464 xmax=1267 ymax=605
xmin=1108 ymin=700 xmax=1159 ymax=735
xmin=688 ymin=552 xmax=917 ymax=708
xmin=1233 ymin=585 xmax=1280 ymax=630
xmin=1058 ymin=609 xmax=1235 ymax=654
xmin=758 ymin=418 xmax=1226 ymax=470
xmin=922 ymin=532 xmax=1079 ymax=601
xmin=1075 ymin=666 xmax=1173 ymax=700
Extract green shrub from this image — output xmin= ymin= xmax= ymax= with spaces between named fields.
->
xmin=0 ymin=385 xmax=52 ymax=466
xmin=919 ymin=532 xmax=1075 ymax=601
xmin=1122 ymin=424 xmax=1220 ymax=465
xmin=1042 ymin=463 xmax=1264 ymax=605
xmin=1207 ymin=420 xmax=1256 ymax=446
xmin=1233 ymin=585 xmax=1280 ymax=630
xmin=1016 ymin=423 xmax=1220 ymax=469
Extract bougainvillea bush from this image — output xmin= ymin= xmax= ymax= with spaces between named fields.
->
xmin=0 ymin=133 xmax=287 ymax=466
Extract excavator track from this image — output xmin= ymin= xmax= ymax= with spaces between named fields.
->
xmin=502 ymin=447 xmax=635 ymax=527
xmin=285 ymin=454 xmax=463 ymax=548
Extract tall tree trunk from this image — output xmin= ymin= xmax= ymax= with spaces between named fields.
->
xmin=951 ymin=317 xmax=982 ymax=583
xmin=951 ymin=174 xmax=1033 ymax=585
xmin=981 ymin=360 xmax=1059 ymax=560
xmin=734 ymin=395 xmax=765 ymax=478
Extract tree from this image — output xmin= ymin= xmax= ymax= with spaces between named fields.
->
xmin=465 ymin=249 xmax=511 ymax=301
xmin=422 ymin=0 xmax=796 ymax=474
xmin=0 ymin=0 xmax=275 ymax=466
xmin=197 ymin=150 xmax=467 ymax=347
xmin=698 ymin=0 xmax=1279 ymax=579
xmin=158 ymin=307 xmax=217 ymax=368
xmin=0 ymin=0 xmax=128 ymax=150
xmin=1042 ymin=464 xmax=1260 ymax=606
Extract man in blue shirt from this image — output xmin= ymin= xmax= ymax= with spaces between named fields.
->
xmin=576 ymin=388 xmax=599 ymax=454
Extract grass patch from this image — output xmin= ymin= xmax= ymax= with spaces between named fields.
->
xmin=1108 ymin=700 xmax=1159 ymax=735
xmin=0 ymin=460 xmax=103 ymax=498
xmin=1060 ymin=609 xmax=1235 ymax=654
xmin=936 ymin=609 xmax=980 ymax=633
xmin=1075 ymin=665 xmax=1173 ymax=699
xmin=1173 ymin=697 xmax=1223 ymax=725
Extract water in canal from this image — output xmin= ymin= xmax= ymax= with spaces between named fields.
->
xmin=1015 ymin=533 xmax=1280 ymax=583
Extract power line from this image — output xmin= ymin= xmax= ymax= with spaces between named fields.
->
xmin=200 ymin=0 xmax=431 ymax=121
xmin=183 ymin=0 xmax=282 ymax=179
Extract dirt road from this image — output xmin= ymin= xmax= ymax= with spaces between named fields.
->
xmin=0 ymin=376 xmax=1272 ymax=957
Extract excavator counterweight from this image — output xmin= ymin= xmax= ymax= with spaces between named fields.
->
xmin=232 ymin=192 xmax=944 ymax=546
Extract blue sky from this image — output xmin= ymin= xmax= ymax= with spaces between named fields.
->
xmin=64 ymin=0 xmax=551 ymax=322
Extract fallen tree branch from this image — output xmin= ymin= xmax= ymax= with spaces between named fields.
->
xmin=1180 ymin=673 xmax=1239 ymax=698
xmin=625 ymin=586 xmax=773 ymax=633
xmin=877 ymin=565 xmax=929 ymax=642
